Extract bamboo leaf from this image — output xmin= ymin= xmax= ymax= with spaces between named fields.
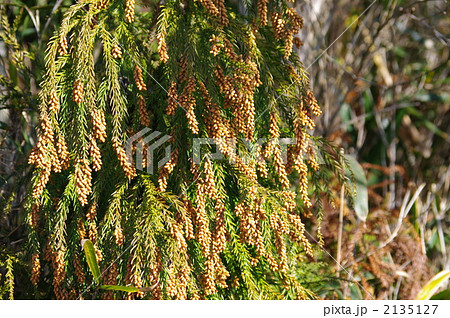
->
xmin=344 ymin=154 xmax=369 ymax=222
xmin=81 ymin=239 xmax=101 ymax=282
xmin=416 ymin=270 xmax=450 ymax=300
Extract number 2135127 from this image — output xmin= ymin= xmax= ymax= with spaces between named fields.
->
xmin=383 ymin=305 xmax=438 ymax=315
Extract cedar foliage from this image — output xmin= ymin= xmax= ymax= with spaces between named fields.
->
xmin=26 ymin=0 xmax=350 ymax=299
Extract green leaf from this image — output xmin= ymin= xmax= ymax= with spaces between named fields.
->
xmin=100 ymin=285 xmax=142 ymax=293
xmin=81 ymin=239 xmax=101 ymax=282
xmin=416 ymin=270 xmax=450 ymax=300
xmin=430 ymin=289 xmax=450 ymax=300
xmin=344 ymin=155 xmax=369 ymax=222
xmin=405 ymin=106 xmax=448 ymax=139
xmin=100 ymin=285 xmax=156 ymax=293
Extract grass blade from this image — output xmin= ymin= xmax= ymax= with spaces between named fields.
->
xmin=416 ymin=270 xmax=450 ymax=300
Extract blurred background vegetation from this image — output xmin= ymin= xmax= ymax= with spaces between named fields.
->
xmin=0 ymin=0 xmax=449 ymax=299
